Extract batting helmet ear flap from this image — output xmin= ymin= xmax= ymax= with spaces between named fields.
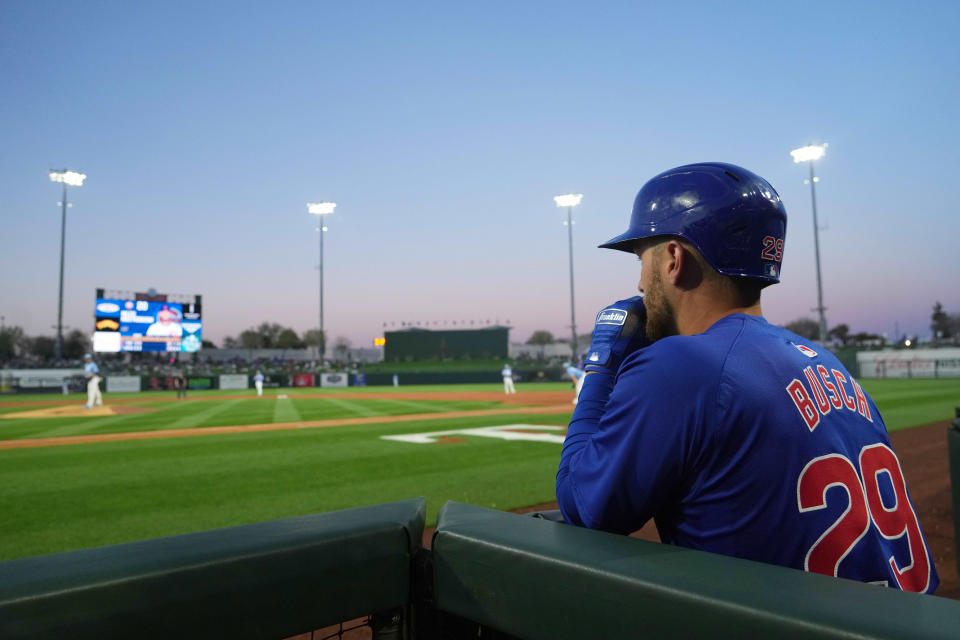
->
xmin=600 ymin=163 xmax=787 ymax=284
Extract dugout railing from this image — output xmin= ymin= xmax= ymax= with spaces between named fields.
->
xmin=0 ymin=498 xmax=426 ymax=640
xmin=3 ymin=498 xmax=960 ymax=639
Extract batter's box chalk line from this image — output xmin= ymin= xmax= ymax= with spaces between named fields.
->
xmin=380 ymin=424 xmax=565 ymax=444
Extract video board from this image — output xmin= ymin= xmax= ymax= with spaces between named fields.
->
xmin=93 ymin=297 xmax=203 ymax=353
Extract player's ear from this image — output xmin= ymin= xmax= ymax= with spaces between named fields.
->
xmin=664 ymin=240 xmax=704 ymax=290
xmin=662 ymin=240 xmax=684 ymax=285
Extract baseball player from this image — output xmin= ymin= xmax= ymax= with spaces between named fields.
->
xmin=82 ymin=353 xmax=103 ymax=409
xmin=501 ymin=364 xmax=516 ymax=394
xmin=175 ymin=370 xmax=187 ymax=399
xmin=556 ymin=162 xmax=938 ymax=593
xmin=254 ymin=369 xmax=264 ymax=397
xmin=563 ymin=362 xmax=585 ymax=405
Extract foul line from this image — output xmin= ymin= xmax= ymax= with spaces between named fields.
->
xmin=0 ymin=405 xmax=574 ymax=450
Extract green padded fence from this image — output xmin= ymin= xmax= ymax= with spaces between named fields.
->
xmin=0 ymin=498 xmax=425 ymax=640
xmin=431 ymin=502 xmax=960 ymax=640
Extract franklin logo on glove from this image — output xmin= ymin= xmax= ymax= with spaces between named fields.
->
xmin=596 ymin=309 xmax=628 ymax=325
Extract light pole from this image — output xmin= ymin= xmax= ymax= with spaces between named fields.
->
xmin=49 ymin=169 xmax=86 ymax=362
xmin=307 ymin=201 xmax=336 ymax=360
xmin=554 ymin=193 xmax=583 ymax=359
xmin=790 ymin=144 xmax=829 ymax=344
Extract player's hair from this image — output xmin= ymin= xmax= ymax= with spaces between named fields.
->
xmin=645 ymin=238 xmax=762 ymax=307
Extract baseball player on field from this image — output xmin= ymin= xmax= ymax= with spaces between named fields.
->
xmin=563 ymin=362 xmax=585 ymax=405
xmin=82 ymin=353 xmax=103 ymax=409
xmin=556 ymin=162 xmax=938 ymax=593
xmin=501 ymin=364 xmax=516 ymax=394
xmin=254 ymin=369 xmax=265 ymax=397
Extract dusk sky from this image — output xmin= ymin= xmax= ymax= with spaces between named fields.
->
xmin=2 ymin=1 xmax=958 ymax=350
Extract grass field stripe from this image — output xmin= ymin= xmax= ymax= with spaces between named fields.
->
xmin=378 ymin=398 xmax=456 ymax=413
xmin=0 ymin=390 xmax=568 ymax=409
xmin=29 ymin=413 xmax=146 ymax=439
xmin=319 ymin=397 xmax=390 ymax=417
xmin=272 ymin=397 xmax=303 ymax=423
xmin=165 ymin=399 xmax=246 ymax=430
xmin=0 ymin=405 xmax=574 ymax=450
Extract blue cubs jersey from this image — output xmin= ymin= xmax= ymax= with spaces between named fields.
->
xmin=557 ymin=314 xmax=938 ymax=593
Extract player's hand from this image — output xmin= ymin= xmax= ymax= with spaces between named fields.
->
xmin=583 ymin=296 xmax=648 ymax=376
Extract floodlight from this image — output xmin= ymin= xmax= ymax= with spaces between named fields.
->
xmin=49 ymin=170 xmax=86 ymax=186
xmin=308 ymin=202 xmax=337 ymax=215
xmin=553 ymin=193 xmax=583 ymax=208
xmin=790 ymin=144 xmax=827 ymax=164
xmin=790 ymin=142 xmax=830 ymax=344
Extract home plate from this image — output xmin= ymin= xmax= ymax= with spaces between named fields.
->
xmin=381 ymin=424 xmax=565 ymax=444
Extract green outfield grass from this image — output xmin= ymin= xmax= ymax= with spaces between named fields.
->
xmin=859 ymin=378 xmax=960 ymax=431
xmin=0 ymin=382 xmax=572 ymax=404
xmin=0 ymin=378 xmax=955 ymax=562
xmin=0 ymin=412 xmax=569 ymax=561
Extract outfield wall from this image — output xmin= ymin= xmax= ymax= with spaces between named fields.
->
xmin=858 ymin=348 xmax=960 ymax=378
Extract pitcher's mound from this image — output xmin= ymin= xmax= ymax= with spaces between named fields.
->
xmin=1 ymin=405 xmax=154 ymax=419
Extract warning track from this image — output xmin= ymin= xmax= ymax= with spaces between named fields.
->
xmin=0 ymin=404 xmax=574 ymax=450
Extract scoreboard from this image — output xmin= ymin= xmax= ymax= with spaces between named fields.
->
xmin=92 ymin=296 xmax=203 ymax=353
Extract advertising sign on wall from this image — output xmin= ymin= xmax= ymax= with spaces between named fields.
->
xmin=219 ymin=374 xmax=249 ymax=390
xmin=145 ymin=376 xmax=177 ymax=391
xmin=187 ymin=377 xmax=213 ymax=390
xmin=320 ymin=373 xmax=348 ymax=388
xmin=293 ymin=374 xmax=315 ymax=388
xmin=106 ymin=376 xmax=141 ymax=393
xmin=857 ymin=348 xmax=960 ymax=378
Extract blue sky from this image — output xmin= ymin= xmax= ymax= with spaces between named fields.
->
xmin=2 ymin=1 xmax=958 ymax=348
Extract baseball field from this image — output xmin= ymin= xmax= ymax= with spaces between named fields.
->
xmin=1 ymin=378 xmax=958 ymax=597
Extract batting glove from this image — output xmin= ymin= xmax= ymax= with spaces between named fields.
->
xmin=583 ymin=296 xmax=648 ymax=376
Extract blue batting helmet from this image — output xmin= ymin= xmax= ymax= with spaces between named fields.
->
xmin=599 ymin=162 xmax=788 ymax=284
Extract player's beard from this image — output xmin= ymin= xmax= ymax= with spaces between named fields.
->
xmin=644 ymin=268 xmax=678 ymax=342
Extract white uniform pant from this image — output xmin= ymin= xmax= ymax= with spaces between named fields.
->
xmin=87 ymin=376 xmax=102 ymax=407
xmin=573 ymin=375 xmax=585 ymax=404
xmin=255 ymin=380 xmax=263 ymax=396
xmin=503 ymin=376 xmax=515 ymax=394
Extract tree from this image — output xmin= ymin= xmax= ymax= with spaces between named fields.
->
xmin=783 ymin=318 xmax=819 ymax=341
xmin=63 ymin=329 xmax=90 ymax=360
xmin=526 ymin=330 xmax=555 ymax=360
xmin=303 ymin=329 xmax=326 ymax=356
xmin=239 ymin=329 xmax=262 ymax=349
xmin=526 ymin=330 xmax=555 ymax=345
xmin=255 ymin=322 xmax=285 ymax=348
xmin=275 ymin=328 xmax=304 ymax=350
xmin=0 ymin=326 xmax=25 ymax=362
xmin=202 ymin=339 xmax=217 ymax=349
xmin=931 ymin=301 xmax=951 ymax=341
xmin=29 ymin=336 xmax=56 ymax=360
xmin=828 ymin=324 xmax=850 ymax=346
xmin=222 ymin=336 xmax=239 ymax=349
xmin=332 ymin=336 xmax=352 ymax=362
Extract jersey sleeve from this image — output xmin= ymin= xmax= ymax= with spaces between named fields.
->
xmin=557 ymin=342 xmax=717 ymax=534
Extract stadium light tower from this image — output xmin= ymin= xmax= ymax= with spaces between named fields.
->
xmin=790 ymin=143 xmax=829 ymax=344
xmin=49 ymin=169 xmax=86 ymax=362
xmin=554 ymin=193 xmax=583 ymax=359
xmin=308 ymin=201 xmax=336 ymax=359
